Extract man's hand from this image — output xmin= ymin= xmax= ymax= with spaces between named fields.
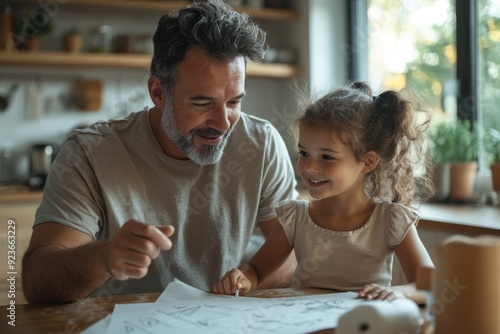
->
xmin=107 ymin=220 xmax=175 ymax=280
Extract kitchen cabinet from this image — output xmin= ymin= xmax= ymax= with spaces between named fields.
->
xmin=1 ymin=0 xmax=302 ymax=78
xmin=0 ymin=191 xmax=42 ymax=305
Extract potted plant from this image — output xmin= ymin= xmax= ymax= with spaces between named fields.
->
xmin=15 ymin=9 xmax=55 ymax=51
xmin=428 ymin=122 xmax=452 ymax=202
xmin=429 ymin=119 xmax=479 ymax=201
xmin=486 ymin=128 xmax=500 ymax=192
xmin=63 ymin=28 xmax=83 ymax=53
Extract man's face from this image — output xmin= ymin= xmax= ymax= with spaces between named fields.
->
xmin=161 ymin=47 xmax=246 ymax=165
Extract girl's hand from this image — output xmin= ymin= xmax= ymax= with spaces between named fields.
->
xmin=358 ymin=283 xmax=403 ymax=301
xmin=212 ymin=268 xmax=251 ymax=296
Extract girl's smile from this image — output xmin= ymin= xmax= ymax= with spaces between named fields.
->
xmin=304 ymin=177 xmax=329 ymax=187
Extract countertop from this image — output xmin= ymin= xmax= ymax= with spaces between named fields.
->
xmin=0 ymin=185 xmax=43 ymax=203
xmin=418 ymin=202 xmax=500 ymax=235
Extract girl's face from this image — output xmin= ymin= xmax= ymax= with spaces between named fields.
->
xmin=297 ymin=124 xmax=367 ymax=200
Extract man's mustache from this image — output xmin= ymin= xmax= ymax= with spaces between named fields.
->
xmin=191 ymin=128 xmax=227 ymax=138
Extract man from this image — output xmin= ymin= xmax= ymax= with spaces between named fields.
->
xmin=22 ymin=0 xmax=298 ymax=303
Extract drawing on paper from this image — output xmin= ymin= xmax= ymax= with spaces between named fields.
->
xmin=112 ymin=297 xmax=361 ymax=334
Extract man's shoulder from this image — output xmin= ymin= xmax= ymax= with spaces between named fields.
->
xmin=69 ymin=109 xmax=147 ymax=139
xmin=236 ymin=112 xmax=279 ymax=141
xmin=239 ymin=111 xmax=271 ymax=126
xmin=63 ymin=110 xmax=149 ymax=155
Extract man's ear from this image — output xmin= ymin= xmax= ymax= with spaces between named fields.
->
xmin=148 ymin=76 xmax=165 ymax=109
xmin=363 ymin=151 xmax=380 ymax=173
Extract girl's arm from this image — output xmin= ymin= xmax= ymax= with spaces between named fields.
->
xmin=394 ymin=224 xmax=434 ymax=283
xmin=248 ymin=222 xmax=294 ymax=288
xmin=358 ymin=225 xmax=434 ymax=301
xmin=212 ymin=222 xmax=293 ymax=295
xmin=255 ymin=217 xmax=297 ymax=289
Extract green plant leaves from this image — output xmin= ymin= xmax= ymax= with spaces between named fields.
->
xmin=429 ymin=120 xmax=478 ymax=162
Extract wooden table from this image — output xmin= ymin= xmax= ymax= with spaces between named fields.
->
xmin=1 ymin=292 xmax=160 ymax=333
xmin=2 ymin=288 xmax=348 ymax=334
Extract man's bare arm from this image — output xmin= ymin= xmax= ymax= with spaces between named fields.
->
xmin=22 ymin=221 xmax=174 ymax=303
xmin=22 ymin=223 xmax=110 ymax=303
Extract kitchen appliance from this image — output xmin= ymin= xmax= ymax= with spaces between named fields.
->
xmin=28 ymin=143 xmax=55 ymax=188
xmin=0 ymin=147 xmax=13 ymax=183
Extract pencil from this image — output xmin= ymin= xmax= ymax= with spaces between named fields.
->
xmin=235 ymin=277 xmax=240 ymax=297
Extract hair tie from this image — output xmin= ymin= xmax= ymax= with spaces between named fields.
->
xmin=372 ymin=94 xmax=389 ymax=119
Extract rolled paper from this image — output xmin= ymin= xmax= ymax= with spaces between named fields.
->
xmin=433 ymin=235 xmax=500 ymax=334
xmin=336 ymin=298 xmax=422 ymax=334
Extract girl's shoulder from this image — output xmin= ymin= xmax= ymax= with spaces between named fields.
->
xmin=374 ymin=202 xmax=420 ymax=224
xmin=389 ymin=202 xmax=420 ymax=225
xmin=275 ymin=199 xmax=309 ymax=209
xmin=375 ymin=202 xmax=420 ymax=247
xmin=275 ymin=199 xmax=309 ymax=224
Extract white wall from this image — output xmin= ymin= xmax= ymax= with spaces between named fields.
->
xmin=0 ymin=66 xmax=151 ymax=182
xmin=309 ymin=0 xmax=349 ymax=94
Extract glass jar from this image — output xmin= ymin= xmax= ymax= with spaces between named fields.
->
xmin=90 ymin=25 xmax=112 ymax=53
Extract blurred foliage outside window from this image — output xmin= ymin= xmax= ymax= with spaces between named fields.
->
xmin=478 ymin=0 xmax=500 ymax=132
xmin=366 ymin=0 xmax=500 ymax=133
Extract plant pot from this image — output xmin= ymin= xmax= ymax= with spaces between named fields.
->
xmin=63 ymin=34 xmax=83 ymax=53
xmin=449 ymin=162 xmax=478 ymax=200
xmin=491 ymin=163 xmax=500 ymax=192
xmin=26 ymin=37 xmax=40 ymax=51
xmin=430 ymin=163 xmax=450 ymax=202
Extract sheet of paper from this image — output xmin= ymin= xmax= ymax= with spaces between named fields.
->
xmin=81 ymin=314 xmax=111 ymax=334
xmin=156 ymin=279 xmax=214 ymax=302
xmin=104 ymin=280 xmax=363 ymax=334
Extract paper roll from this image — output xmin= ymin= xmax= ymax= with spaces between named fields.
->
xmin=336 ymin=299 xmax=422 ymax=334
xmin=433 ymin=235 xmax=500 ymax=334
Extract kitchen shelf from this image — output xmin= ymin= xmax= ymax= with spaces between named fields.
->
xmin=9 ymin=0 xmax=300 ymax=20
xmin=0 ymin=51 xmax=302 ymax=78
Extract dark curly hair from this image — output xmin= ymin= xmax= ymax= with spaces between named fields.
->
xmin=150 ymin=0 xmax=268 ymax=95
xmin=294 ymin=82 xmax=435 ymax=206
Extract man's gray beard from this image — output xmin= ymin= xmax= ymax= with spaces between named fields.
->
xmin=160 ymin=101 xmax=235 ymax=165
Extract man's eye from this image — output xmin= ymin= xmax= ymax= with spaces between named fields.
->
xmin=322 ymin=155 xmax=335 ymax=160
xmin=298 ymin=150 xmax=308 ymax=157
xmin=228 ymin=101 xmax=241 ymax=107
xmin=193 ymin=102 xmax=210 ymax=107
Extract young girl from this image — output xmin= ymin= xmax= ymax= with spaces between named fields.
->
xmin=212 ymin=82 xmax=435 ymax=300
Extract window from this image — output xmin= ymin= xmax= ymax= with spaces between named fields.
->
xmin=350 ymin=0 xmax=456 ymax=120
xmin=348 ymin=0 xmax=500 ymax=170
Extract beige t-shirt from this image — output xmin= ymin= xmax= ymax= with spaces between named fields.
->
xmin=35 ymin=109 xmax=297 ymax=294
xmin=277 ymin=199 xmax=417 ymax=291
